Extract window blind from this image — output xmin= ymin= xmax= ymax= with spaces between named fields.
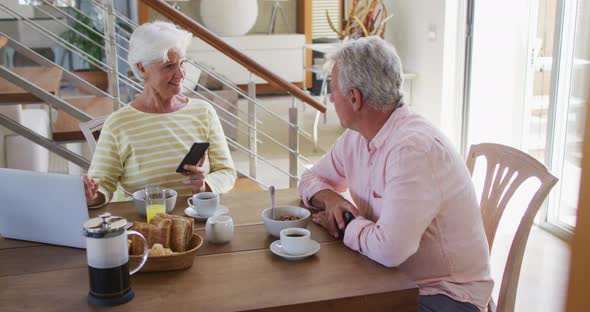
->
xmin=312 ymin=0 xmax=341 ymax=39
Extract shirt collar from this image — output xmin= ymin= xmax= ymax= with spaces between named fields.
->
xmin=369 ymin=104 xmax=410 ymax=149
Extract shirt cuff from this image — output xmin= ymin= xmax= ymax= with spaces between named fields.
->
xmin=343 ymin=216 xmax=373 ymax=252
xmin=300 ymin=178 xmax=334 ymax=207
xmin=204 ymin=172 xmax=235 ymax=194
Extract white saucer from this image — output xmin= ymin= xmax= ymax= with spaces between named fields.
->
xmin=184 ymin=205 xmax=229 ymax=221
xmin=269 ymin=240 xmax=320 ymax=261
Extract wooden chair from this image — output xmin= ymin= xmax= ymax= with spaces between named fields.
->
xmin=80 ymin=116 xmax=263 ymax=193
xmin=80 ymin=115 xmax=108 ymax=154
xmin=466 ymin=143 xmax=558 ymax=312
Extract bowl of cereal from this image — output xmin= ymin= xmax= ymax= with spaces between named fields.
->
xmin=261 ymin=206 xmax=311 ymax=237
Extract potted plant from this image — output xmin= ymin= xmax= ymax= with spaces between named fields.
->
xmin=327 ymin=0 xmax=394 ymax=39
xmin=60 ymin=12 xmax=108 ymax=92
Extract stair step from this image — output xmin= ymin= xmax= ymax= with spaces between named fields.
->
xmin=53 ymin=96 xmax=114 ymax=142
xmin=0 ymin=66 xmax=63 ymax=103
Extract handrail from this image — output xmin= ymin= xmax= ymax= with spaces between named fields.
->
xmin=74 ymin=0 xmax=316 ymax=139
xmin=140 ymin=0 xmax=327 ymax=113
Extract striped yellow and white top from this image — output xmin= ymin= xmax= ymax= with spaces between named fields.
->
xmin=89 ymin=99 xmax=236 ymax=203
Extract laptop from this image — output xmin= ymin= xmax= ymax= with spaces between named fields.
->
xmin=0 ymin=168 xmax=89 ymax=249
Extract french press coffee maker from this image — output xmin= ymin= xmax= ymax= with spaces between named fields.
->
xmin=83 ymin=213 xmax=148 ymax=306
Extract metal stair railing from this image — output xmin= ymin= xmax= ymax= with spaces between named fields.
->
xmin=3 ymin=0 xmax=325 ymax=188
xmin=0 ymin=66 xmax=92 ymax=169
xmin=85 ymin=0 xmax=316 ymax=142
xmin=0 ymin=1 xmax=149 ymax=103
xmin=0 ymin=66 xmax=93 ymax=123
xmin=0 ymin=113 xmax=89 ymax=169
xmin=1 ymin=32 xmax=105 ymax=97
xmin=26 ymin=0 xmax=121 ymax=106
xmin=2 ymin=1 xmax=304 ymax=187
xmin=85 ymin=0 xmax=318 ymax=186
xmin=0 ymin=3 xmax=124 ymax=102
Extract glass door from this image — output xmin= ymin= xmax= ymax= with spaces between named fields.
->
xmin=464 ymin=0 xmax=588 ymax=236
xmin=544 ymin=0 xmax=589 ymax=230
xmin=465 ymin=0 xmax=538 ymax=148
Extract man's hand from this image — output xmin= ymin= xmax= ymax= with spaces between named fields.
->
xmin=180 ymin=152 xmax=210 ymax=193
xmin=310 ymin=190 xmax=358 ymax=238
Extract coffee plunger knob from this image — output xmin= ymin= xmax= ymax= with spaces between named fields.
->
xmin=99 ymin=213 xmax=112 ymax=227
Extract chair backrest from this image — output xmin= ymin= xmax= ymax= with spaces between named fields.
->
xmin=79 ymin=115 xmax=108 ymax=155
xmin=466 ymin=143 xmax=558 ymax=312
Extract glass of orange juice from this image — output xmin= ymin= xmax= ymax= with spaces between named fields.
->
xmin=145 ymin=184 xmax=166 ymax=222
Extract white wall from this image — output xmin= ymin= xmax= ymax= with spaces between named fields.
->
xmin=0 ymin=0 xmax=35 ymax=19
xmin=169 ymin=0 xmax=297 ymax=34
xmin=384 ymin=0 xmax=464 ymax=147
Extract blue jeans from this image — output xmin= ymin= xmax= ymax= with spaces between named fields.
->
xmin=419 ymin=294 xmax=480 ymax=312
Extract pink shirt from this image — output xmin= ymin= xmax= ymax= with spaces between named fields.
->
xmin=299 ymin=105 xmax=493 ymax=311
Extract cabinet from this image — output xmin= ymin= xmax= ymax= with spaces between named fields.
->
xmin=186 ymin=34 xmax=306 ymax=86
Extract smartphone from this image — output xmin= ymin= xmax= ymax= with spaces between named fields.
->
xmin=176 ymin=142 xmax=210 ymax=173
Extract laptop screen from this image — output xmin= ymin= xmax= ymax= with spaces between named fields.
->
xmin=0 ymin=168 xmax=89 ymax=249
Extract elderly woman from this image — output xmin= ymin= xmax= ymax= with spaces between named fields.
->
xmin=83 ymin=21 xmax=236 ymax=207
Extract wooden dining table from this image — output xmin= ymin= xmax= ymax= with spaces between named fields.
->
xmin=0 ymin=188 xmax=418 ymax=311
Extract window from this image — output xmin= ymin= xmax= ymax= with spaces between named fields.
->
xmin=465 ymin=0 xmax=589 ymax=235
xmin=544 ymin=0 xmax=589 ymax=230
xmin=312 ymin=0 xmax=341 ymax=39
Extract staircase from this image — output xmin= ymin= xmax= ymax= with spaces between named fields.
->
xmin=0 ymin=0 xmax=327 ymax=189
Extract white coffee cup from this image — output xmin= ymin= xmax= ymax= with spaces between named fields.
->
xmin=206 ymin=215 xmax=234 ymax=244
xmin=187 ymin=192 xmax=219 ymax=218
xmin=280 ymin=228 xmax=311 ymax=255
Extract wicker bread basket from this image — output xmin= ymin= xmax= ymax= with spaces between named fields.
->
xmin=129 ymin=233 xmax=203 ymax=273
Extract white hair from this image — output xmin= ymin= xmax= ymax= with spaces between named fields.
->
xmin=328 ymin=36 xmax=404 ymax=110
xmin=128 ymin=21 xmax=192 ymax=82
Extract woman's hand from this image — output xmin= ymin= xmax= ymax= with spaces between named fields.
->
xmin=82 ymin=175 xmax=102 ymax=206
xmin=180 ymin=153 xmax=210 ymax=193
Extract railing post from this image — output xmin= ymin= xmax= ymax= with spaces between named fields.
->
xmin=288 ymin=97 xmax=299 ymax=188
xmin=102 ymin=0 xmax=120 ymax=111
xmin=301 ymin=45 xmax=307 ymax=113
xmin=0 ymin=113 xmax=90 ymax=169
xmin=248 ymin=73 xmax=257 ymax=178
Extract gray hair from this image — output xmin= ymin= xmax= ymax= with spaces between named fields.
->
xmin=328 ymin=36 xmax=404 ymax=110
xmin=128 ymin=21 xmax=192 ymax=82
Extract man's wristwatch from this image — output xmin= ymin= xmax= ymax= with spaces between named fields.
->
xmin=337 ymin=211 xmax=355 ymax=238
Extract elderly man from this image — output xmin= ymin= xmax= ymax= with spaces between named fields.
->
xmin=299 ymin=37 xmax=493 ymax=312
